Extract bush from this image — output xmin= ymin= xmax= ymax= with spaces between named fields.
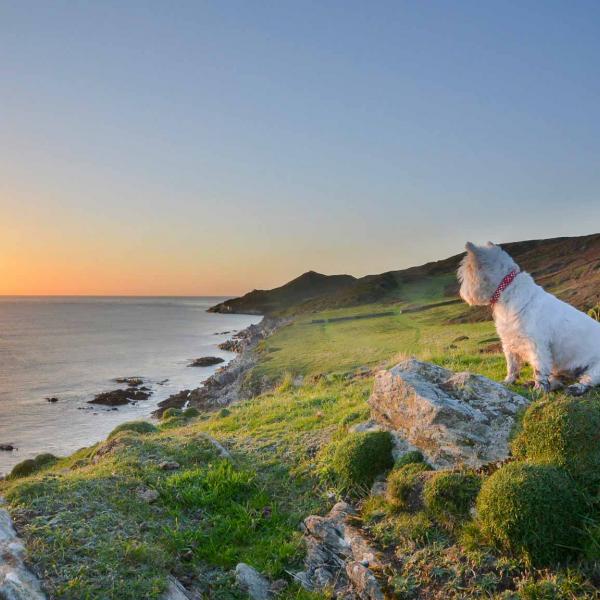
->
xmin=512 ymin=397 xmax=600 ymax=489
xmin=321 ymin=431 xmax=394 ymax=494
xmin=217 ymin=408 xmax=231 ymax=418
xmin=161 ymin=408 xmax=183 ymax=420
xmin=159 ymin=416 xmax=186 ymax=429
xmin=588 ymin=304 xmax=600 ymax=322
xmin=108 ymin=421 xmax=157 ymax=439
xmin=386 ymin=462 xmax=432 ymax=510
xmin=423 ymin=470 xmax=480 ymax=529
xmin=476 ymin=462 xmax=586 ymax=566
xmin=182 ymin=407 xmax=200 ymax=418
xmin=396 ymin=450 xmax=427 ymax=469
xmin=9 ymin=453 xmax=58 ymax=479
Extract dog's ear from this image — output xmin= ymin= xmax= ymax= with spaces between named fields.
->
xmin=465 ymin=242 xmax=477 ymax=253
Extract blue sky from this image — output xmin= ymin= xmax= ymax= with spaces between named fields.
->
xmin=1 ymin=1 xmax=599 ymax=294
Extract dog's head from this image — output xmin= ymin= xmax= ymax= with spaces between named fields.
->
xmin=457 ymin=241 xmax=518 ymax=306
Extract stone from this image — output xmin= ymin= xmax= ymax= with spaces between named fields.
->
xmin=158 ymin=461 xmax=180 ymax=471
xmin=137 ymin=487 xmax=159 ymax=503
xmin=0 ymin=501 xmax=47 ymax=599
xmin=188 ymin=356 xmax=225 ymax=367
xmin=45 ymin=397 xmax=59 ymax=403
xmin=89 ymin=388 xmax=151 ymax=406
xmin=161 ymin=576 xmax=192 ymax=600
xmin=297 ymin=502 xmax=383 ymax=597
xmin=345 ymin=562 xmax=384 ymax=600
xmin=368 ymin=359 xmax=529 ymax=469
xmin=234 ymin=563 xmax=272 ymax=600
xmin=0 ymin=444 xmax=15 ymax=452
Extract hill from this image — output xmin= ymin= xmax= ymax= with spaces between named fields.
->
xmin=209 ymin=232 xmax=600 ymax=316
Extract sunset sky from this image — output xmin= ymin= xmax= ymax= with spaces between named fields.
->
xmin=2 ymin=1 xmax=600 ymax=296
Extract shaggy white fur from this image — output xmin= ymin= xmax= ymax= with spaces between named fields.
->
xmin=458 ymin=241 xmax=600 ymax=395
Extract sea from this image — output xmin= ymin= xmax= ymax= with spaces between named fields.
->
xmin=0 ymin=296 xmax=261 ymax=475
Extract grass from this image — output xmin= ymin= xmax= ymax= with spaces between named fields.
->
xmin=1 ymin=277 xmax=597 ymax=598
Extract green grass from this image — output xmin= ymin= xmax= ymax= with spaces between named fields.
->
xmin=2 ymin=278 xmax=597 ymax=598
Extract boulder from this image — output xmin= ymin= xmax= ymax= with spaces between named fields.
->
xmin=188 ymin=357 xmax=225 ymax=367
xmin=368 ymin=359 xmax=528 ymax=469
xmin=0 ymin=501 xmax=47 ymax=599
xmin=234 ymin=563 xmax=271 ymax=600
xmin=89 ymin=388 xmax=151 ymax=406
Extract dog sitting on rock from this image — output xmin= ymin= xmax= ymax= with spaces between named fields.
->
xmin=458 ymin=241 xmax=600 ymax=395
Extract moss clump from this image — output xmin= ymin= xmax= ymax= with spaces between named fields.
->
xmin=159 ymin=416 xmax=186 ymax=429
xmin=217 ymin=408 xmax=231 ymax=418
xmin=161 ymin=408 xmax=183 ymax=420
xmin=108 ymin=421 xmax=158 ymax=439
xmin=9 ymin=453 xmax=58 ymax=479
xmin=476 ymin=462 xmax=585 ymax=566
xmin=423 ymin=470 xmax=480 ymax=529
xmin=512 ymin=397 xmax=600 ymax=489
xmin=386 ymin=462 xmax=432 ymax=510
xmin=322 ymin=431 xmax=394 ymax=494
xmin=396 ymin=450 xmax=427 ymax=469
xmin=182 ymin=407 xmax=200 ymax=418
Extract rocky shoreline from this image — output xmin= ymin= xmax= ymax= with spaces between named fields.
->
xmin=152 ymin=317 xmax=282 ymax=417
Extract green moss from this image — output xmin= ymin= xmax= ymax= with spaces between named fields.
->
xmin=161 ymin=408 xmax=183 ymax=419
xmin=108 ymin=420 xmax=158 ymax=439
xmin=217 ymin=408 xmax=231 ymax=418
xmin=386 ymin=462 xmax=432 ymax=510
xmin=159 ymin=416 xmax=187 ymax=429
xmin=321 ymin=431 xmax=394 ymax=494
xmin=396 ymin=450 xmax=427 ymax=468
xmin=512 ymin=397 xmax=600 ymax=489
xmin=423 ymin=470 xmax=480 ymax=529
xmin=476 ymin=462 xmax=586 ymax=566
xmin=9 ymin=453 xmax=59 ymax=480
xmin=182 ymin=407 xmax=200 ymax=418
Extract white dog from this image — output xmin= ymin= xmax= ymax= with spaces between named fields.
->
xmin=458 ymin=241 xmax=600 ymax=395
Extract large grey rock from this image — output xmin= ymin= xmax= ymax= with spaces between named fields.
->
xmin=0 ymin=501 xmax=46 ymax=600
xmin=368 ymin=359 xmax=529 ymax=468
xmin=234 ymin=563 xmax=271 ymax=600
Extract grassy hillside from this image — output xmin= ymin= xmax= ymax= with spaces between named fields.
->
xmin=3 ymin=236 xmax=600 ymax=599
xmin=211 ymin=233 xmax=600 ymax=316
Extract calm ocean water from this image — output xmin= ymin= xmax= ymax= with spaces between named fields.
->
xmin=0 ymin=297 xmax=261 ymax=475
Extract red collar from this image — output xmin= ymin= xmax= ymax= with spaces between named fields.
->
xmin=490 ymin=269 xmax=519 ymax=305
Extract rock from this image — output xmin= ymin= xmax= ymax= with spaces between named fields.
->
xmin=0 ymin=501 xmax=47 ymax=599
xmin=345 ymin=562 xmax=384 ymax=600
xmin=158 ymin=461 xmax=180 ymax=471
xmin=137 ymin=487 xmax=159 ymax=503
xmin=0 ymin=444 xmax=15 ymax=452
xmin=368 ymin=359 xmax=529 ymax=469
xmin=114 ymin=377 xmax=144 ymax=387
xmin=89 ymin=388 xmax=151 ymax=406
xmin=188 ymin=356 xmax=225 ymax=367
xmin=297 ymin=502 xmax=383 ymax=597
xmin=161 ymin=576 xmax=193 ymax=600
xmin=45 ymin=397 xmax=59 ymax=403
xmin=235 ymin=563 xmax=272 ymax=600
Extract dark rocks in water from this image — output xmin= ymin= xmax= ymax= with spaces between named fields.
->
xmin=188 ymin=356 xmax=225 ymax=368
xmin=114 ymin=377 xmax=144 ymax=387
xmin=0 ymin=443 xmax=15 ymax=451
xmin=153 ymin=389 xmax=191 ymax=417
xmin=45 ymin=397 xmax=59 ymax=403
xmin=89 ymin=388 xmax=151 ymax=406
xmin=219 ymin=339 xmax=243 ymax=352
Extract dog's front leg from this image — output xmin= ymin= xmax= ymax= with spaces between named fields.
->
xmin=530 ymin=344 xmax=552 ymax=393
xmin=503 ymin=351 xmax=521 ymax=385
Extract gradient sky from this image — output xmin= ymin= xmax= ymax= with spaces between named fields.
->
xmin=2 ymin=1 xmax=600 ymax=295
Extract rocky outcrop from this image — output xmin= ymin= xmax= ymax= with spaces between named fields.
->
xmin=188 ymin=357 xmax=225 ymax=367
xmin=296 ymin=502 xmax=385 ymax=599
xmin=153 ymin=318 xmax=282 ymax=417
xmin=89 ymin=388 xmax=151 ymax=406
xmin=0 ymin=500 xmax=46 ymax=599
xmin=368 ymin=359 xmax=529 ymax=469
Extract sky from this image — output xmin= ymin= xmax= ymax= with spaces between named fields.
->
xmin=1 ymin=1 xmax=600 ymax=295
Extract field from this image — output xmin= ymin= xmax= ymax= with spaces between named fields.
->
xmin=2 ymin=276 xmax=598 ymax=599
